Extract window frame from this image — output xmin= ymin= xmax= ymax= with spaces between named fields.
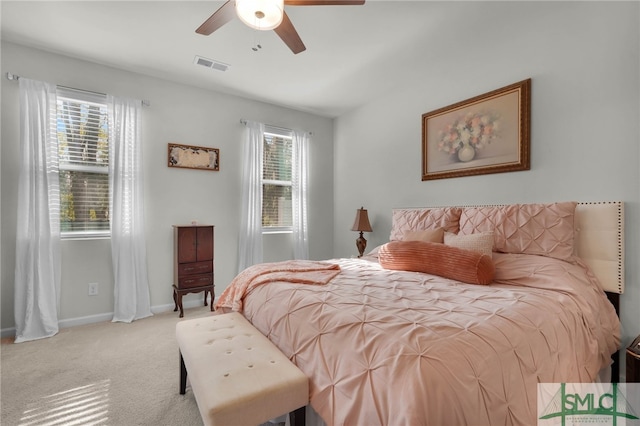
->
xmin=262 ymin=128 xmax=293 ymax=235
xmin=56 ymin=88 xmax=111 ymax=240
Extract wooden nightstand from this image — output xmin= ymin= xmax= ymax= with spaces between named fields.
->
xmin=628 ymin=336 xmax=640 ymax=383
xmin=173 ymin=225 xmax=215 ymax=317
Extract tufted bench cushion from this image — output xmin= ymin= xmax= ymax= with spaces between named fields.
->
xmin=176 ymin=312 xmax=309 ymax=426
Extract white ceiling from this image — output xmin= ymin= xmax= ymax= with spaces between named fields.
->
xmin=1 ymin=1 xmax=486 ymax=117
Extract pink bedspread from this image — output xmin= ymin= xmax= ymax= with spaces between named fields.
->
xmin=227 ymin=254 xmax=620 ymax=426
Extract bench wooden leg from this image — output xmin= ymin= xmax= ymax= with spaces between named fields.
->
xmin=289 ymin=406 xmax=305 ymax=426
xmin=180 ymin=351 xmax=187 ymax=395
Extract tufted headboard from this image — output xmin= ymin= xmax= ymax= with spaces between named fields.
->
xmin=573 ymin=202 xmax=624 ymax=294
xmin=390 ymin=201 xmax=624 ymax=295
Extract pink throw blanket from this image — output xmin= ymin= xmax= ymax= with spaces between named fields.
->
xmin=216 ymin=260 xmax=341 ymax=312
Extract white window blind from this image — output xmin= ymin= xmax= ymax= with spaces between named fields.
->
xmin=262 ymin=129 xmax=292 ymax=231
xmin=56 ymin=88 xmax=110 ymax=237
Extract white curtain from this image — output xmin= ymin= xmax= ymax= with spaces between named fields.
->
xmin=108 ymin=95 xmax=152 ymax=323
xmin=291 ymin=130 xmax=309 ymax=260
xmin=237 ymin=120 xmax=264 ymax=273
xmin=14 ymin=78 xmax=61 ymax=343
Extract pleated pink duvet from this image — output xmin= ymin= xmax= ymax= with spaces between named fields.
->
xmin=226 ymin=253 xmax=619 ymax=426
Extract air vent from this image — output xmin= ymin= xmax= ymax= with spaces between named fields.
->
xmin=193 ymin=55 xmax=230 ymax=72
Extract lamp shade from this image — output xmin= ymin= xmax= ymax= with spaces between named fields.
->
xmin=351 ymin=207 xmax=372 ymax=232
xmin=236 ymin=0 xmax=284 ymax=31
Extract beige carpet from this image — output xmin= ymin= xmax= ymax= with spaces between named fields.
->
xmin=1 ymin=306 xmax=214 ymax=426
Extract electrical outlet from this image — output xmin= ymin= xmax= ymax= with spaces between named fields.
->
xmin=88 ymin=282 xmax=99 ymax=296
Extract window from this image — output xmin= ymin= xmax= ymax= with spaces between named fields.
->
xmin=56 ymin=88 xmax=110 ymax=238
xmin=262 ymin=129 xmax=292 ymax=232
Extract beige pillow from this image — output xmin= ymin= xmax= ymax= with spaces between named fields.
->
xmin=403 ymin=228 xmax=444 ymax=243
xmin=444 ymin=232 xmax=494 ymax=257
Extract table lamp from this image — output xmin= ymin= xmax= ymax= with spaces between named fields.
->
xmin=351 ymin=207 xmax=372 ymax=257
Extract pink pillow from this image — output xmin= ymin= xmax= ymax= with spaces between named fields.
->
xmin=403 ymin=228 xmax=444 ymax=243
xmin=390 ymin=207 xmax=462 ymax=241
xmin=378 ymin=240 xmax=495 ymax=285
xmin=458 ymin=202 xmax=577 ymax=261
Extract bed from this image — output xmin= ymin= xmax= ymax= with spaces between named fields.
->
xmin=216 ymin=201 xmax=623 ymax=426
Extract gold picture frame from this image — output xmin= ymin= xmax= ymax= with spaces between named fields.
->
xmin=168 ymin=143 xmax=219 ymax=171
xmin=422 ymin=79 xmax=531 ymax=181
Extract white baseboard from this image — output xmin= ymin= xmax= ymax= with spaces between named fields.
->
xmin=0 ymin=298 xmax=214 ymax=339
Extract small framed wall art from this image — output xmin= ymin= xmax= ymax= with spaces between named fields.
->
xmin=422 ymin=79 xmax=531 ymax=181
xmin=168 ymin=143 xmax=219 ymax=171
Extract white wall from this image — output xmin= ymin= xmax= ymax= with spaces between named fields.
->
xmin=333 ymin=2 xmax=639 ymax=377
xmin=1 ymin=41 xmax=334 ymax=330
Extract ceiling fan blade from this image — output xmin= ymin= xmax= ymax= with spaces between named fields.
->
xmin=273 ymin=11 xmax=306 ymax=54
xmin=196 ymin=0 xmax=236 ymax=35
xmin=284 ymin=0 xmax=365 ymax=5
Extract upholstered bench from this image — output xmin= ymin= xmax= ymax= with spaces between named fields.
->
xmin=176 ymin=312 xmax=309 ymax=426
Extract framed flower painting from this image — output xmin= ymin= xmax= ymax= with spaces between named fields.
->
xmin=168 ymin=143 xmax=220 ymax=171
xmin=422 ymin=79 xmax=531 ymax=180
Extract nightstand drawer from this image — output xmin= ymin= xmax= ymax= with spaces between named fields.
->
xmin=178 ymin=261 xmax=212 ymax=276
xmin=178 ymin=273 xmax=213 ymax=289
xmin=627 ymin=335 xmax=640 ymax=383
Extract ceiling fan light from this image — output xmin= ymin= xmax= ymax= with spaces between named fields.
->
xmin=236 ymin=0 xmax=284 ymax=31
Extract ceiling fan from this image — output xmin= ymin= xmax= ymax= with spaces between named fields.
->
xmin=196 ymin=0 xmax=365 ymax=54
